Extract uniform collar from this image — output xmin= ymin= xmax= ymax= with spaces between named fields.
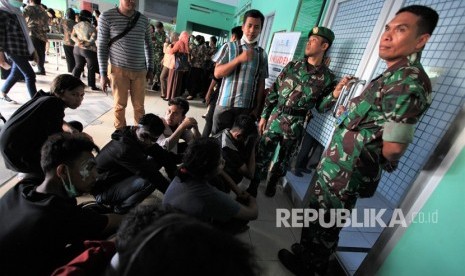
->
xmin=303 ymin=57 xmax=327 ymax=74
xmin=386 ymin=51 xmax=423 ymax=73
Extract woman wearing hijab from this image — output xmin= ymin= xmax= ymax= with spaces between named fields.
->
xmin=165 ymin=31 xmax=189 ymax=100
xmin=0 ymin=0 xmax=38 ymax=103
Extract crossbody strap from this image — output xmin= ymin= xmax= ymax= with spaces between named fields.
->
xmin=108 ymin=11 xmax=141 ymax=47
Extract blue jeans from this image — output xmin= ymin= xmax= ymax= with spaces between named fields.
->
xmin=94 ymin=175 xmax=158 ymax=214
xmin=0 ymin=54 xmax=37 ymax=98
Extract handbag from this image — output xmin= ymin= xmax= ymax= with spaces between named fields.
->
xmin=174 ymin=52 xmax=190 ymax=72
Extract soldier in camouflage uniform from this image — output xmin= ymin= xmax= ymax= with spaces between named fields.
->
xmin=152 ymin=21 xmax=167 ymax=91
xmin=278 ymin=5 xmax=439 ymax=275
xmin=252 ymin=27 xmax=349 ymax=197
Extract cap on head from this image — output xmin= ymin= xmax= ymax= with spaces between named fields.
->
xmin=308 ymin=26 xmax=335 ymax=47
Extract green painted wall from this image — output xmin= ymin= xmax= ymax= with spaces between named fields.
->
xmin=175 ymin=0 xmax=235 ymax=34
xmin=377 ymin=146 xmax=465 ymax=276
xmin=43 ymin=0 xmax=66 ymax=11
xmin=42 ymin=0 xmax=119 ymax=13
xmin=292 ymin=0 xmax=324 ymax=59
xmin=235 ymin=0 xmax=301 ymax=51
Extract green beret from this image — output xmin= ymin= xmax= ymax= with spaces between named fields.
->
xmin=308 ymin=26 xmax=335 ymax=46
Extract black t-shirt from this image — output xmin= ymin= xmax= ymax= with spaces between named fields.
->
xmin=0 ymin=180 xmax=108 ymax=275
xmin=0 ymin=92 xmax=65 ymax=173
xmin=215 ymin=130 xmax=247 ymax=184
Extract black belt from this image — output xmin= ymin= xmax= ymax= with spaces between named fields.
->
xmin=281 ymin=106 xmax=308 ymax=117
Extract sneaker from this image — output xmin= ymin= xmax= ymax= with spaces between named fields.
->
xmin=278 ymin=249 xmax=314 ymax=276
xmin=1 ymin=94 xmax=18 ymax=104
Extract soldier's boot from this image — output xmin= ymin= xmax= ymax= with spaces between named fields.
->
xmin=265 ymin=174 xmax=280 ymax=197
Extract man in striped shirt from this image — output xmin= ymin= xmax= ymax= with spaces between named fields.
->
xmin=97 ymin=0 xmax=154 ymax=129
xmin=211 ymin=9 xmax=269 ymax=135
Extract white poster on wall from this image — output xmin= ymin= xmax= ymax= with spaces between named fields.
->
xmin=265 ymin=31 xmax=301 ymax=89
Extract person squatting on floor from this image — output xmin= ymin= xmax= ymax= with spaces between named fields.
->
xmin=92 ymin=113 xmax=178 ymax=214
xmin=0 ymin=74 xmax=87 ymax=181
xmin=0 ymin=133 xmax=123 ymax=275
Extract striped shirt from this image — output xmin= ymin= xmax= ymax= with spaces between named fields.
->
xmin=0 ymin=11 xmax=31 ymax=57
xmin=97 ymin=8 xmax=154 ymax=76
xmin=213 ymin=39 xmax=268 ymax=109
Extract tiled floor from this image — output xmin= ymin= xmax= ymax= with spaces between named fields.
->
xmin=0 ymin=56 xmax=305 ymax=275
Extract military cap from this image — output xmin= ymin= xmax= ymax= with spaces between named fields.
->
xmin=308 ymin=26 xmax=335 ymax=47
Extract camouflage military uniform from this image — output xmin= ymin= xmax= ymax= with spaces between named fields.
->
xmin=300 ymin=52 xmax=432 ymax=273
xmin=152 ymin=30 xmax=167 ymax=84
xmin=255 ymin=58 xmax=337 ymax=182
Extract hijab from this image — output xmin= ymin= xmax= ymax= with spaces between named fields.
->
xmin=177 ymin=31 xmax=190 ymax=53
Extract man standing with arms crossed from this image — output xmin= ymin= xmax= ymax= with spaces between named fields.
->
xmin=278 ymin=5 xmax=439 ymax=275
xmin=98 ymin=0 xmax=154 ymax=129
xmin=211 ymin=9 xmax=268 ymax=134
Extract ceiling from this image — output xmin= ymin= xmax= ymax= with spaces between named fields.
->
xmin=143 ymin=0 xmax=239 ymax=23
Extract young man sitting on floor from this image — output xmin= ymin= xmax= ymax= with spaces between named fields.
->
xmin=93 ymin=113 xmax=178 ymax=214
xmin=156 ymin=97 xmax=201 ymax=154
xmin=214 ymin=115 xmax=258 ymax=197
xmin=0 ymin=133 xmax=122 ymax=276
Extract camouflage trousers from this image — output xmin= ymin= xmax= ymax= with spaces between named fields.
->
xmin=153 ymin=54 xmax=164 ymax=83
xmin=255 ymin=131 xmax=299 ymax=181
xmin=298 ymin=164 xmax=361 ymax=274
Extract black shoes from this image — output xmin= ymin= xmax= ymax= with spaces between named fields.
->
xmin=151 ymin=82 xmax=160 ymax=91
xmin=265 ymin=176 xmax=279 ymax=197
xmin=90 ymin=86 xmax=102 ymax=91
xmin=35 ymin=71 xmax=46 ymax=75
xmin=278 ymin=249 xmax=314 ymax=276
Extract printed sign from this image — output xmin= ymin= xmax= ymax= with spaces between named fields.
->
xmin=265 ymin=32 xmax=301 ymax=89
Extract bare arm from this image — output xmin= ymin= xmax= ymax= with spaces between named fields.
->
xmin=237 ymin=142 xmax=256 ymax=179
xmin=233 ymin=195 xmax=258 ymax=221
xmin=219 ymin=170 xmax=242 ymax=196
xmin=205 ymin=78 xmax=218 ymax=104
xmin=165 ymin=118 xmax=198 ymax=151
